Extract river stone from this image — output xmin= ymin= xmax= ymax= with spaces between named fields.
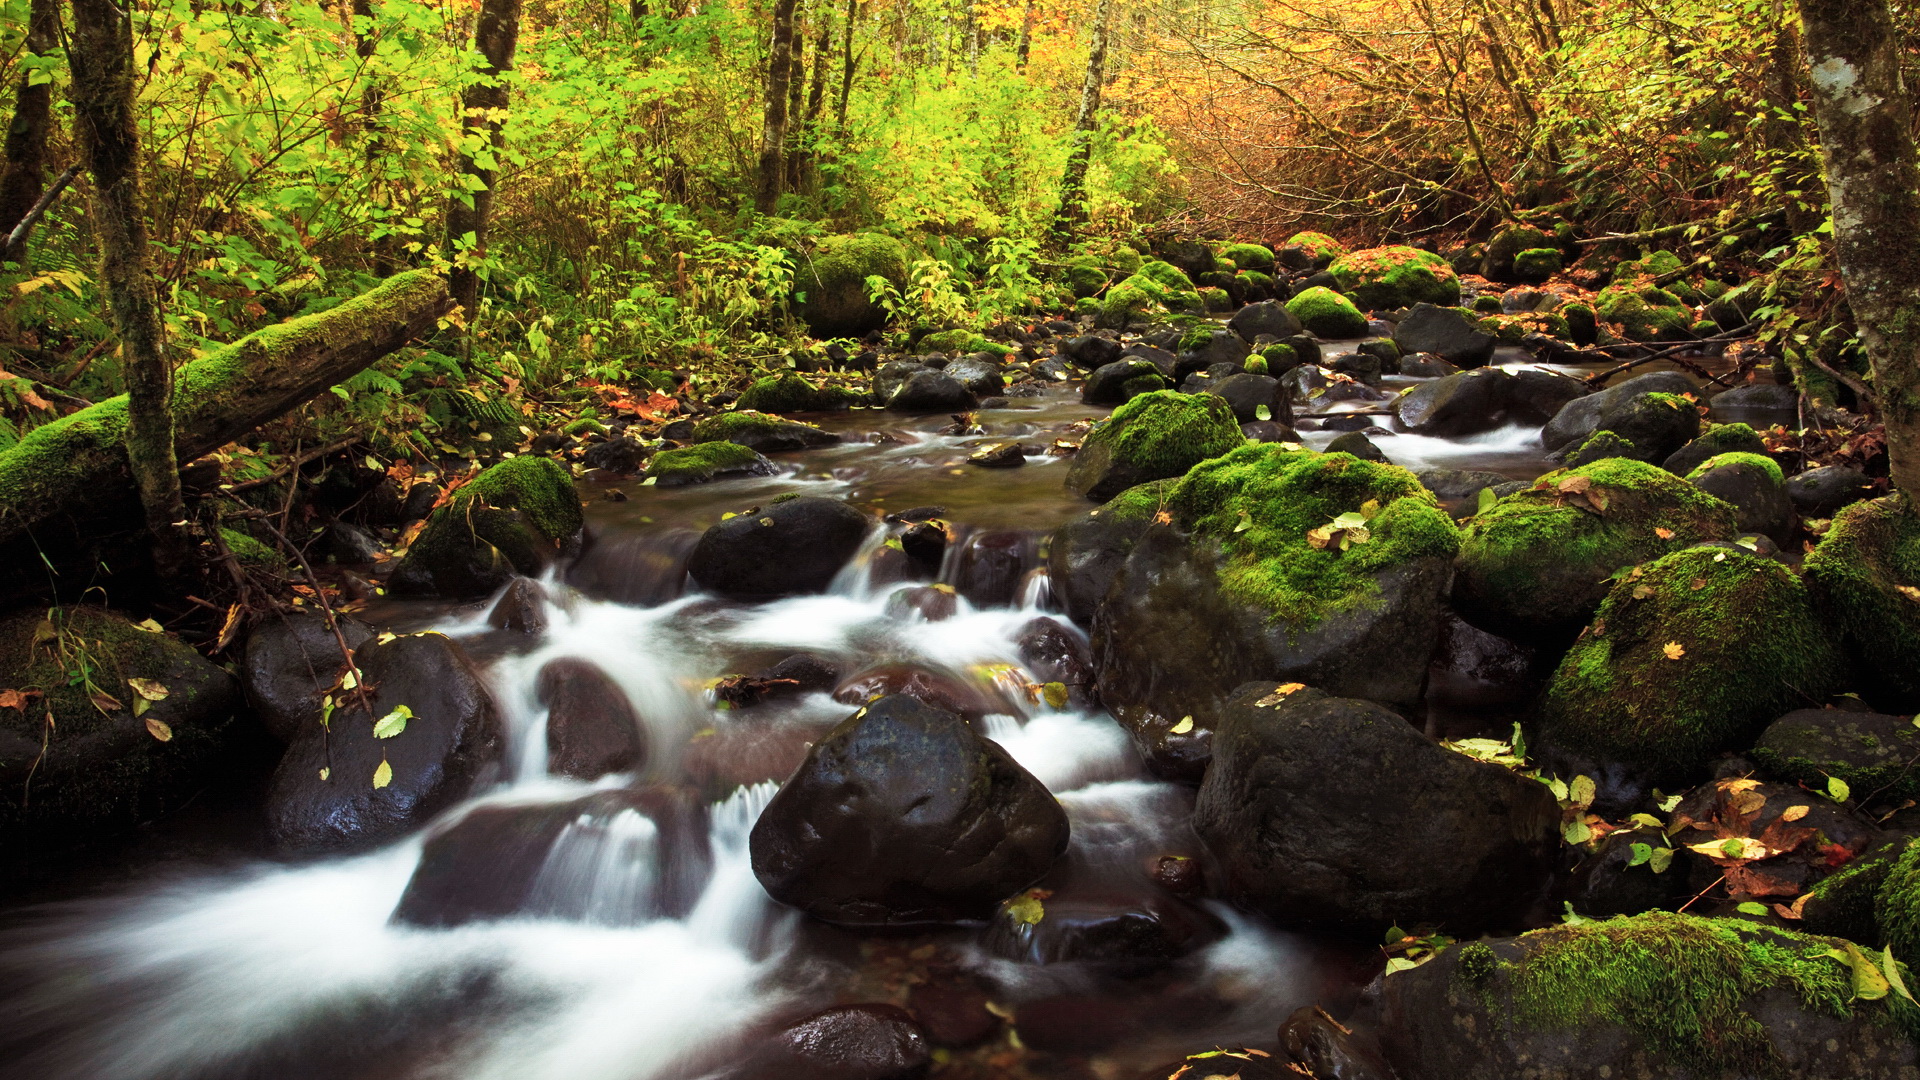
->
xmin=391 ymin=787 xmax=710 ymax=928
xmin=1204 ymin=372 xmax=1291 ymax=424
xmin=686 ymin=496 xmax=870 ymax=599
xmin=1664 ymin=423 xmax=1769 ymax=477
xmin=1691 ymin=460 xmax=1793 ymax=543
xmin=1509 ymin=367 xmax=1590 ymax=423
xmin=1014 ymin=616 xmax=1096 ymax=704
xmin=1393 ymin=367 xmax=1515 ymax=437
xmin=1064 ymin=390 xmax=1244 ymax=503
xmin=1179 ymin=329 xmax=1252 ymax=373
xmin=537 ymin=657 xmax=646 ymax=780
xmin=1586 ymin=388 xmax=1700 ymax=463
xmin=1755 ymin=708 xmax=1920 ymax=804
xmin=1710 ymin=382 xmax=1800 ymax=428
xmin=241 ymin=610 xmax=374 ymax=743
xmin=1061 ymin=334 xmax=1122 ymax=369
xmin=1122 ymin=343 xmax=1178 ymax=378
xmin=749 ymin=694 xmax=1069 ymax=927
xmin=1280 ymin=1006 xmax=1398 ymax=1080
xmin=727 ymin=1005 xmax=932 ymax=1080
xmin=388 ymin=456 xmax=583 ymax=601
xmin=1325 ymin=431 xmax=1388 ymax=463
xmin=888 ymin=370 xmax=975 ymax=412
xmin=979 ymin=887 xmax=1224 ymax=970
xmin=1082 ymin=359 xmax=1166 ymax=405
xmin=1391 ymin=303 xmax=1496 ymax=367
xmin=1397 ymin=352 xmax=1459 ymax=377
xmin=1416 ymin=468 xmax=1511 ymax=503
xmin=267 ymin=632 xmax=503 ymax=854
xmin=1541 ymin=370 xmax=1694 ymax=453
xmin=872 ymin=360 xmax=930 ymax=402
xmin=945 ymin=357 xmax=1005 ymax=395
xmin=1048 ymin=481 xmax=1172 ymax=626
xmin=1788 ymin=464 xmax=1874 ymax=517
xmin=1369 ymin=913 xmax=1920 ymax=1080
xmin=0 ymin=606 xmax=242 ymax=841
xmin=1228 ymin=300 xmax=1302 ymax=342
xmin=1193 ymin=683 xmax=1559 ymax=933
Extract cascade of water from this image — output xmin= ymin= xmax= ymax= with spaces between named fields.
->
xmin=526 ymin=806 xmax=661 ymax=925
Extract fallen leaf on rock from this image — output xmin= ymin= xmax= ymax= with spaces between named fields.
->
xmin=143 ymin=717 xmax=173 ymax=741
xmin=1655 ymin=526 xmax=1675 ymax=539
xmin=1782 ymin=805 xmax=1811 ymax=822
xmin=1664 ymin=641 xmax=1686 ymax=659
xmin=1256 ymin=683 xmax=1306 ymax=706
xmin=1169 ymin=715 xmax=1195 ymax=735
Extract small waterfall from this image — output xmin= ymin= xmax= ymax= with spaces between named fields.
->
xmin=942 ymin=527 xmax=1046 ymax=609
xmin=526 ymin=807 xmax=662 ymax=926
xmin=686 ymin=781 xmax=785 ymax=952
xmin=826 ymin=520 xmax=891 ymax=600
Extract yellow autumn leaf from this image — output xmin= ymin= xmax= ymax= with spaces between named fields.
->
xmin=127 ymin=678 xmax=170 ymax=701
xmin=1255 ymin=683 xmax=1306 ymax=706
xmin=143 ymin=717 xmax=173 ymax=742
xmin=372 ymin=759 xmax=393 ymax=789
xmin=1781 ymin=805 xmax=1811 ymax=822
xmin=1169 ymin=715 xmax=1195 ymax=735
xmin=1663 ymin=641 xmax=1685 ymax=659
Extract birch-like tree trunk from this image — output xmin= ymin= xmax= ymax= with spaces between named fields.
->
xmin=1799 ymin=0 xmax=1920 ymax=497
xmin=1052 ymin=0 xmax=1112 ymax=237
xmin=445 ymin=0 xmax=524 ymax=316
xmin=68 ymin=0 xmax=190 ymax=576
xmin=757 ymin=0 xmax=799 ymax=212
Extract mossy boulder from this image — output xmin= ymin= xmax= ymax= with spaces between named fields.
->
xmin=692 ymin=410 xmax=840 ymax=453
xmin=1091 ymin=446 xmax=1462 ymax=753
xmin=1665 ymin=422 xmax=1768 ymax=475
xmin=1800 ymin=837 xmax=1907 ymax=945
xmin=1513 ymin=247 xmax=1564 ymax=284
xmin=1220 ymin=242 xmax=1275 ymax=273
xmin=1279 ymin=231 xmax=1347 ymax=270
xmin=389 ymin=456 xmax=583 ymax=600
xmin=1063 ymin=255 xmax=1111 ymax=298
xmin=1538 ymin=547 xmax=1841 ymax=778
xmin=0 ymin=606 xmax=242 ymax=843
xmin=1877 ymin=839 xmax=1920 ymax=964
xmin=734 ymin=373 xmax=852 ymax=414
xmin=647 ymin=441 xmax=778 ymax=487
xmin=1064 ymin=390 xmax=1245 ymax=502
xmin=1286 ymin=286 xmax=1370 ymax=339
xmin=1375 ymin=913 xmax=1916 ymax=1080
xmin=794 ymin=233 xmax=911 ymax=337
xmin=1688 ymin=452 xmax=1792 ymax=541
xmin=1453 ymin=458 xmax=1739 ymax=637
xmin=1596 ymin=282 xmax=1694 ymax=342
xmin=915 ymin=328 xmax=984 ymax=355
xmin=1573 ymin=390 xmax=1699 ymax=464
xmin=1480 ymin=223 xmax=1556 ymax=282
xmin=1805 ymin=497 xmax=1920 ymax=710
xmin=1097 ymin=260 xmax=1204 ymax=329
xmin=1563 ymin=430 xmax=1639 ymax=468
xmin=1048 ymin=480 xmax=1178 ymax=626
xmin=1327 ymin=245 xmax=1462 ymax=310
xmin=1755 ymin=709 xmax=1920 ymax=808
xmin=221 ymin=527 xmax=289 ymax=575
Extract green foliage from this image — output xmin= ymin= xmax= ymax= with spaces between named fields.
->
xmin=1081 ymin=389 xmax=1244 ymax=484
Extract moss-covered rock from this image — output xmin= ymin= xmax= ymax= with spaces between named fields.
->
xmin=1513 ymin=247 xmax=1564 ymax=283
xmin=915 ymin=328 xmax=984 ymax=355
xmin=1281 ymin=231 xmax=1347 ymax=269
xmin=1048 ymin=479 xmax=1179 ymax=625
xmin=1596 ymin=282 xmax=1694 ymax=342
xmin=647 ymin=441 xmax=778 ymax=487
xmin=1234 ymin=269 xmax=1275 ymax=301
xmin=390 ymin=456 xmax=583 ymax=600
xmin=793 ymin=233 xmax=910 ymax=337
xmin=1197 ymin=286 xmax=1232 ymax=313
xmin=1563 ymin=430 xmax=1638 ymax=468
xmin=734 ymin=372 xmax=852 ymax=414
xmin=1286 ymin=286 xmax=1370 ymax=339
xmin=1539 ymin=547 xmax=1840 ymax=777
xmin=1064 ymin=255 xmax=1111 ymax=298
xmin=1064 ymin=390 xmax=1245 ymax=502
xmin=1097 ymin=260 xmax=1204 ymax=329
xmin=0 ymin=605 xmax=241 ymax=841
xmin=1805 ymin=497 xmax=1920 ymax=710
xmin=1877 ymin=839 xmax=1920 ymax=964
xmin=1755 ymin=709 xmax=1920 ymax=808
xmin=221 ymin=527 xmax=289 ymax=574
xmin=1801 ymin=837 xmax=1906 ymax=945
xmin=1665 ymin=422 xmax=1768 ymax=475
xmin=1688 ymin=451 xmax=1784 ymax=486
xmin=1453 ymin=458 xmax=1739 ymax=636
xmin=1472 ymin=294 xmax=1505 ymax=314
xmin=1376 ymin=912 xmax=1908 ymax=1080
xmin=691 ymin=409 xmax=840 ymax=453
xmin=1221 ymin=242 xmax=1275 ymax=273
xmin=1563 ymin=301 xmax=1598 ymax=346
xmin=1481 ymin=223 xmax=1556 ymax=282
xmin=1327 ymin=245 xmax=1462 ymax=310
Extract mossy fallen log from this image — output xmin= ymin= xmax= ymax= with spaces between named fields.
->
xmin=0 ymin=269 xmax=451 ymax=556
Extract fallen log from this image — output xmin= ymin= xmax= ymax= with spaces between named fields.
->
xmin=0 ymin=269 xmax=452 ymax=554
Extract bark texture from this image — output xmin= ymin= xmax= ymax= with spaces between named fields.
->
xmin=1800 ymin=0 xmax=1920 ymax=497
xmin=445 ymin=0 xmax=525 ymax=314
xmin=69 ymin=0 xmax=190 ymax=575
xmin=1051 ymin=0 xmax=1112 ymax=237
xmin=757 ymin=0 xmax=800 ymax=211
xmin=0 ymin=0 xmax=58 ymax=264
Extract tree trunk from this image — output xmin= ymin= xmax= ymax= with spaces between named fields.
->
xmin=0 ymin=0 xmax=59 ymax=265
xmin=757 ymin=0 xmax=799 ymax=212
xmin=68 ymin=0 xmax=191 ymax=577
xmin=788 ymin=17 xmax=832 ymax=192
xmin=0 ymin=270 xmax=452 ymax=553
xmin=1015 ymin=0 xmax=1035 ymax=72
xmin=1051 ymin=0 xmax=1112 ymax=238
xmin=445 ymin=0 xmax=524 ymax=316
xmin=835 ymin=0 xmax=859 ymax=137
xmin=353 ymin=0 xmax=398 ymax=276
xmin=1799 ymin=0 xmax=1920 ymax=497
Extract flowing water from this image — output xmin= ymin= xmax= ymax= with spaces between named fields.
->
xmin=0 ymin=360 xmax=1750 ymax=1080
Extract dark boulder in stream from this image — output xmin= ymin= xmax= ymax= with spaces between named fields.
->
xmin=537 ymin=657 xmax=646 ymax=780
xmin=1064 ymin=390 xmax=1245 ymax=502
xmin=687 ymin=496 xmax=870 ymax=599
xmin=725 ymin=1004 xmax=931 ymax=1080
xmin=749 ymin=694 xmax=1069 ymax=927
xmin=1193 ymin=683 xmax=1559 ymax=934
xmin=388 ymin=455 xmax=583 ymax=600
xmin=1540 ymin=370 xmax=1693 ymax=455
xmin=887 ymin=369 xmax=976 ymax=413
xmin=1049 ymin=480 xmax=1175 ymax=626
xmin=241 ymin=609 xmax=373 ymax=743
xmin=1393 ymin=367 xmax=1516 ymax=437
xmin=266 ymin=631 xmax=503 ymax=854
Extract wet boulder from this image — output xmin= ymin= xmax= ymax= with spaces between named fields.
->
xmin=1064 ymin=390 xmax=1245 ymax=502
xmin=1177 ymin=327 xmax=1251 ymax=372
xmin=1804 ymin=497 xmax=1920 ymax=710
xmin=1202 ymin=372 xmax=1290 ymax=427
xmin=1594 ymin=282 xmax=1693 ymax=341
xmin=1788 ymin=464 xmax=1874 ymax=517
xmin=1687 ymin=452 xmax=1792 ymax=543
xmin=888 ymin=369 xmax=976 ymax=413
xmin=1540 ymin=371 xmax=1693 ymax=455
xmin=1538 ymin=547 xmax=1839 ymax=782
xmin=727 ymin=1005 xmax=931 ymax=1080
xmin=1280 ymin=1007 xmax=1397 ymax=1080
xmin=1372 ymin=913 xmax=1920 ymax=1080
xmin=389 ymin=455 xmax=583 ymax=600
xmin=1393 ymin=367 xmax=1514 ymax=437
xmin=687 ymin=496 xmax=870 ymax=599
xmin=980 ymin=888 xmax=1224 ymax=970
xmin=794 ymin=233 xmax=909 ymax=338
xmin=1193 ymin=683 xmax=1559 ymax=933
xmin=1227 ymin=299 xmax=1301 ymax=342
xmin=1092 ymin=445 xmax=1460 ymax=774
xmin=267 ymin=631 xmax=503 ymax=854
xmin=1286 ymin=286 xmax=1370 ymax=339
xmin=1014 ymin=617 xmax=1096 ymax=704
xmin=1328 ymin=246 xmax=1462 ymax=310
xmin=1396 ymin=352 xmax=1459 ymax=377
xmin=692 ymin=410 xmax=841 ymax=452
xmin=1480 ymin=223 xmax=1556 ymax=283
xmin=391 ymin=787 xmax=710 ymax=927
xmin=945 ymin=356 xmax=1005 ymax=395
xmin=1581 ymin=389 xmax=1700 ymax=464
xmin=1325 ymin=431 xmax=1388 ymax=463
xmin=1049 ymin=480 xmax=1175 ymax=626
xmin=0 ymin=606 xmax=242 ymax=841
xmin=241 ymin=610 xmax=373 ymax=742
xmin=1755 ymin=708 xmax=1920 ymax=805
xmin=830 ymin=663 xmax=1006 ymax=721
xmin=1565 ymin=829 xmax=1689 ymax=919
xmin=647 ymin=442 xmax=779 ymax=486
xmin=537 ymin=657 xmax=646 ymax=780
xmin=872 ymin=359 xmax=931 ymax=402
xmin=1508 ymin=367 xmax=1590 ymax=424
xmin=1711 ymin=382 xmax=1801 ymax=428
xmin=487 ymin=576 xmax=548 ymax=634
xmin=1453 ymin=458 xmax=1738 ymax=637
xmin=1416 ymin=468 xmax=1512 ymax=506
xmin=1663 ymin=422 xmax=1767 ymax=477
xmin=1060 ymin=334 xmax=1122 ymax=370
xmin=1082 ymin=358 xmax=1167 ymax=405
xmin=1390 ymin=303 xmax=1496 ymax=367
xmin=749 ymin=694 xmax=1070 ymax=927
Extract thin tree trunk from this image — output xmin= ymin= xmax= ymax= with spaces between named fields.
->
xmin=68 ymin=0 xmax=190 ymax=576
xmin=835 ymin=0 xmax=859 ymax=137
xmin=1015 ymin=0 xmax=1035 ymax=72
xmin=0 ymin=0 xmax=59 ymax=265
xmin=789 ymin=18 xmax=831 ymax=191
xmin=444 ymin=0 xmax=524 ymax=316
xmin=1051 ymin=0 xmax=1112 ymax=238
xmin=1799 ymin=0 xmax=1920 ymax=496
xmin=353 ymin=0 xmax=398 ymax=275
xmin=757 ymin=0 xmax=798 ymax=212
xmin=1764 ymin=3 xmax=1820 ymax=235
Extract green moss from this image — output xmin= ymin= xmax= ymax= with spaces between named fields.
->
xmin=1221 ymin=243 xmax=1275 ymax=273
xmin=1199 ymin=286 xmax=1233 ymax=313
xmin=1136 ymin=259 xmax=1196 ymax=294
xmin=1097 ymin=479 xmax=1180 ymax=523
xmin=1120 ymin=374 xmax=1166 ymax=399
xmin=1540 ymin=547 xmax=1839 ymax=773
xmin=1471 ymin=295 xmax=1504 ymax=313
xmin=220 ymin=527 xmax=287 ymax=573
xmin=1688 ymin=451 xmax=1784 ymax=486
xmin=1483 ymin=224 xmax=1556 ymax=279
xmin=1754 ymin=711 xmax=1920 ymax=808
xmin=1327 ymin=245 xmax=1462 ymax=309
xmin=1804 ymin=497 xmax=1920 ymax=709
xmin=1235 ymin=269 xmax=1274 ymax=293
xmin=736 ymin=372 xmax=832 ymax=413
xmin=1616 ymin=249 xmax=1686 ymax=281
xmin=1499 ymin=912 xmax=1855 ymax=1074
xmin=563 ymin=417 xmax=607 ymax=437
xmin=647 ymin=441 xmax=769 ymax=484
xmin=1801 ymin=840 xmax=1903 ymax=945
xmin=1067 ymin=391 xmax=1241 ymax=499
xmin=794 ymin=232 xmax=910 ymax=337
xmin=1259 ymin=343 xmax=1298 ymax=369
xmin=1596 ymin=283 xmax=1693 ymax=342
xmin=1513 ymin=247 xmax=1563 ymax=281
xmin=1286 ymin=286 xmax=1370 ymax=339
xmin=461 ymin=455 xmax=581 ymax=542
xmin=1243 ymin=355 xmax=1269 ymax=375
xmin=690 ymin=409 xmax=830 ymax=446
xmin=1111 ymin=247 xmax=1143 ymax=275
xmin=1563 ymin=429 xmax=1637 ymax=468
xmin=1483 ymin=310 xmax=1572 ymax=344
xmin=916 ymin=328 xmax=984 ymax=355
xmin=1455 ymin=941 xmax=1499 ymax=985
xmin=1064 ymin=255 xmax=1110 ymax=298
xmin=1283 ymin=231 xmax=1348 ymax=265
xmin=1878 ymin=839 xmax=1920 ymax=963
xmin=1455 ymin=457 xmax=1738 ymax=634
xmin=1074 ymin=295 xmax=1100 ymax=318
xmin=1166 ymin=444 xmax=1459 ymax=626
xmin=1178 ymin=325 xmax=1214 ymax=353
